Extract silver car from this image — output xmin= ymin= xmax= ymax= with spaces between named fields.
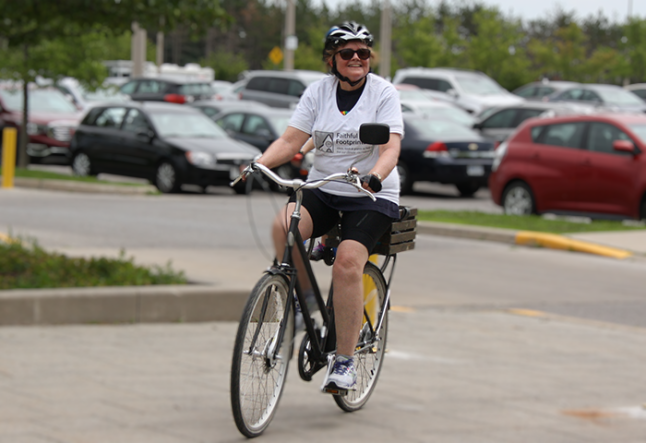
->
xmin=238 ymin=70 xmax=327 ymax=108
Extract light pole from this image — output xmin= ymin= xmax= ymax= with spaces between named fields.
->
xmin=379 ymin=0 xmax=392 ymax=80
xmin=284 ymin=0 xmax=296 ymax=71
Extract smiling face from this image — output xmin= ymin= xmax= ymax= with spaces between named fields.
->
xmin=330 ymin=40 xmax=371 ymax=89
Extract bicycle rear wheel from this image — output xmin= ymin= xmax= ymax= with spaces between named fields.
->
xmin=230 ymin=273 xmax=295 ymax=437
xmin=334 ymin=261 xmax=388 ymax=412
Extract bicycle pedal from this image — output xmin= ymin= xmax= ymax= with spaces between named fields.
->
xmin=322 ymin=386 xmax=348 ymax=396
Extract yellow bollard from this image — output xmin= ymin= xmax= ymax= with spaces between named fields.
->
xmin=1 ymin=127 xmax=17 ymax=189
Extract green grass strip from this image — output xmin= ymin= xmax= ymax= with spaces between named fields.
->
xmin=9 ymin=168 xmax=147 ymax=187
xmin=0 ymin=238 xmax=187 ymax=290
xmin=417 ymin=210 xmax=646 ymax=234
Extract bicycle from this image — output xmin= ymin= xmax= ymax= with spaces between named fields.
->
xmin=229 ymin=124 xmax=417 ymax=438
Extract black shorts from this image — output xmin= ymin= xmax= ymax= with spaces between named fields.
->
xmin=289 ymin=189 xmax=396 ymax=254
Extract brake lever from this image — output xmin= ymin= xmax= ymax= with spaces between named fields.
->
xmin=346 ymin=167 xmax=376 ymax=201
xmin=230 ymin=163 xmax=256 ymax=187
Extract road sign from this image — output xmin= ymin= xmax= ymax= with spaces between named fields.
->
xmin=269 ymin=46 xmax=283 ymax=65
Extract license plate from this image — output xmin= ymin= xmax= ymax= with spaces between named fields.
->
xmin=467 ymin=165 xmax=484 ymax=176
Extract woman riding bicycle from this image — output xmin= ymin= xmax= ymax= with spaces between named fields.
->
xmin=254 ymin=21 xmax=403 ymax=393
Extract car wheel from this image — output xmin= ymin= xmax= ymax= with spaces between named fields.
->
xmin=455 ymin=182 xmax=480 ymax=198
xmin=502 ymin=181 xmax=536 ymax=215
xmin=155 ymin=161 xmax=181 ymax=193
xmin=640 ymin=198 xmax=646 ymax=221
xmin=71 ymin=152 xmax=95 ymax=177
xmin=397 ymin=161 xmax=413 ymax=195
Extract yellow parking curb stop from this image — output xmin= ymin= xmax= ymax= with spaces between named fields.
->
xmin=515 ymin=231 xmax=633 ymax=259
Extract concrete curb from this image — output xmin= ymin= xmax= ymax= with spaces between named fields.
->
xmin=10 ymin=177 xmax=156 ymax=195
xmin=417 ymin=221 xmax=639 ymax=260
xmin=0 ymin=285 xmax=248 ymax=326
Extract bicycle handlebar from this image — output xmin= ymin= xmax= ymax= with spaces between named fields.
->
xmin=230 ymin=162 xmax=376 ymax=202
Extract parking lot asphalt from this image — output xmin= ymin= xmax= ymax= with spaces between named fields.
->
xmin=2 ymin=178 xmax=646 ymax=442
xmin=2 ymin=177 xmax=646 ymax=326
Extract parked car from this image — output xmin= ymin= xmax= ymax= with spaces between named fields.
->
xmin=0 ymin=85 xmax=82 ymax=164
xmin=489 ymin=113 xmax=646 ymax=220
xmin=119 ymin=77 xmax=215 ymax=104
xmin=545 ymin=83 xmax=646 ymax=113
xmin=400 ymin=99 xmax=477 ymax=128
xmin=512 ymin=80 xmax=580 ymax=101
xmin=55 ymin=77 xmax=131 ymax=110
xmin=624 ymin=83 xmax=646 ymax=102
xmin=69 ymin=102 xmax=260 ymax=194
xmin=190 ymin=100 xmax=270 ymax=120
xmin=213 ymin=107 xmax=301 ymax=188
xmin=238 ymin=70 xmax=327 ymax=108
xmin=394 ymin=83 xmax=457 ymax=105
xmin=210 ymin=80 xmax=233 ymax=99
xmin=472 ymin=102 xmax=594 ymax=146
xmin=392 ymin=67 xmax=524 ymax=115
xmin=397 ymin=114 xmax=495 ymax=196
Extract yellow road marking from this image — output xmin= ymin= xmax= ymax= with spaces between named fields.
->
xmin=506 ymin=308 xmax=546 ymax=318
xmin=391 ymin=306 xmax=415 ymax=313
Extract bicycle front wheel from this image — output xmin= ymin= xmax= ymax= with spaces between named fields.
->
xmin=334 ymin=261 xmax=388 ymax=412
xmin=230 ymin=273 xmax=295 ymax=437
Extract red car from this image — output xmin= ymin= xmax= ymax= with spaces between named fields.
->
xmin=0 ymin=85 xmax=82 ymax=164
xmin=489 ymin=112 xmax=646 ymax=220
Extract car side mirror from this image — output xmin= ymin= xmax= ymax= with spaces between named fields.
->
xmin=359 ymin=123 xmax=390 ymax=145
xmin=137 ymin=129 xmax=154 ymax=142
xmin=447 ymin=89 xmax=458 ymax=98
xmin=256 ymin=128 xmax=272 ymax=139
xmin=472 ymin=122 xmax=483 ymax=130
xmin=613 ymin=139 xmax=635 ymax=154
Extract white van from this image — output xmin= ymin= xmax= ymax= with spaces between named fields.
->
xmin=392 ymin=67 xmax=524 ymax=115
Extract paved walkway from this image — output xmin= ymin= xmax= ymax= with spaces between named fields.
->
xmin=1 ymin=308 xmax=645 ymax=442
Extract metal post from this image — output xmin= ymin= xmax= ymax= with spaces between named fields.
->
xmin=157 ymin=16 xmax=164 ymax=73
xmin=1 ymin=127 xmax=17 ymax=189
xmin=284 ymin=0 xmax=295 ymax=71
xmin=379 ymin=0 xmax=392 ymax=80
xmin=131 ymin=22 xmax=146 ymax=78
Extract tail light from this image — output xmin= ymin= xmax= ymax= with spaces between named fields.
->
xmin=164 ymin=94 xmax=186 ymax=104
xmin=423 ymin=141 xmax=449 ymax=158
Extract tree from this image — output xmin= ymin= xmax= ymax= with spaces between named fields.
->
xmin=0 ymin=0 xmax=226 ymax=167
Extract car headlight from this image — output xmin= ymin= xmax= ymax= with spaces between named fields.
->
xmin=26 ymin=122 xmax=47 ymax=135
xmin=46 ymin=125 xmax=74 ymax=142
xmin=185 ymin=151 xmax=217 ymax=168
xmin=492 ymin=141 xmax=508 ymax=172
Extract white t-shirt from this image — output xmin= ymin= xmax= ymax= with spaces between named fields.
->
xmin=288 ymin=74 xmax=404 ymax=206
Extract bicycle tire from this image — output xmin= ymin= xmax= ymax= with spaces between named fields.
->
xmin=230 ymin=273 xmax=295 ymax=437
xmin=334 ymin=261 xmax=388 ymax=412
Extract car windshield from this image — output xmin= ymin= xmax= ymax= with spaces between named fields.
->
xmin=0 ymin=88 xmax=77 ymax=113
xmin=417 ymin=106 xmax=476 ymax=127
xmin=594 ymin=87 xmax=644 ymax=105
xmin=268 ymin=115 xmax=291 ymax=134
xmin=455 ymin=74 xmax=505 ymax=95
xmin=407 ymin=117 xmax=481 ymax=139
xmin=628 ymin=124 xmax=646 ymax=143
xmin=149 ymin=112 xmax=228 ymax=138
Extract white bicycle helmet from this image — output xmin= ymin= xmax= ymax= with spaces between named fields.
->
xmin=324 ymin=21 xmax=374 ymax=52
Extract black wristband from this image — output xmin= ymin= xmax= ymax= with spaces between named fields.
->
xmin=361 ymin=174 xmax=382 ymax=193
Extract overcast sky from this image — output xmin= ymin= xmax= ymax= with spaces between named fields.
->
xmin=318 ymin=0 xmax=642 ymax=23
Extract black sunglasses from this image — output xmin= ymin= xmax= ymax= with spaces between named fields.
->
xmin=336 ymin=48 xmax=371 ymax=61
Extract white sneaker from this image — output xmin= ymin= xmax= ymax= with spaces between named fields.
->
xmin=322 ymin=355 xmax=356 ymax=394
